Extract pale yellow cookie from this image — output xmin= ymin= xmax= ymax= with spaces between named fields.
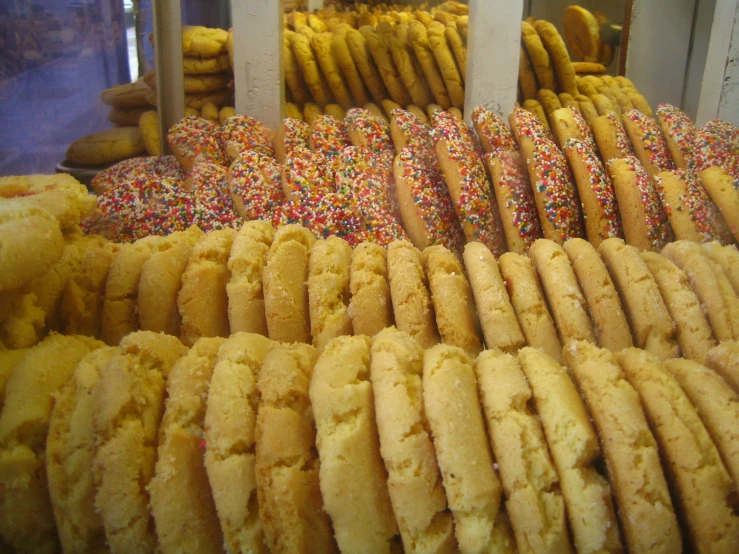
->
xmin=698 ymin=166 xmax=739 ymax=243
xmin=0 ymin=349 xmax=26 ymax=411
xmin=345 ymin=28 xmax=389 ymax=104
xmin=387 ymin=34 xmax=434 ymax=107
xmin=563 ymin=6 xmax=601 ymax=62
xmin=283 ymin=32 xmax=311 ymax=106
xmin=331 ymin=31 xmax=371 ymax=106
xmin=108 ymin=105 xmax=150 ymax=127
xmin=182 ymin=54 xmax=231 ymax=75
xmin=201 ymin=101 xmax=219 ymax=121
xmin=219 ymin=106 xmax=236 ymax=126
xmin=702 ymin=242 xmax=739 ymax=296
xmin=537 ymin=88 xmax=563 ymax=118
xmin=100 ymin=79 xmax=150 ymax=108
xmin=521 ymin=21 xmax=555 ymax=91
xmin=445 ymin=25 xmax=466 ymax=82
xmin=409 ymin=21 xmax=452 ymax=109
xmin=181 ymin=25 xmax=228 ymax=57
xmin=138 ymin=109 xmax=161 ymax=155
xmin=289 ymin=31 xmax=334 ymax=107
xmin=705 ymin=341 xmax=739 ymax=392
xmin=427 ymin=28 xmax=464 ymax=108
xmin=348 ymin=242 xmax=394 ymax=337
xmin=66 ymin=126 xmax=146 ymax=165
xmin=312 ymin=32 xmax=353 ymax=110
xmin=363 ymin=27 xmax=412 ymax=107
xmin=591 ymin=113 xmax=634 ymax=163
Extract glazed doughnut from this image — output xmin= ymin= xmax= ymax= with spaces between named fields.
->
xmin=521 ymin=21 xmax=556 ymax=91
xmin=471 ymin=106 xmax=518 ymax=153
xmin=187 ymin=162 xmax=241 ymax=231
xmin=309 ymin=114 xmax=351 ymax=172
xmin=345 ymin=28 xmax=389 ymax=104
xmin=311 ymin=32 xmax=353 ymax=110
xmin=622 ymin=109 xmax=676 ymax=175
xmin=167 ymin=115 xmax=227 ymax=173
xmin=591 ymin=113 xmax=635 ymax=163
xmin=655 ymin=103 xmax=697 ymax=170
xmin=90 ymin=155 xmax=184 ymax=195
xmin=518 ymin=46 xmax=539 ymax=101
xmin=273 ymin=117 xmax=310 ymax=164
xmin=227 ymin=149 xmax=285 ymax=222
xmin=331 ymin=31 xmax=371 ymax=106
xmin=281 ymin=149 xmax=333 ymax=201
xmin=694 ymin=119 xmax=739 ymax=178
xmin=220 ymin=114 xmax=274 ymax=163
xmin=302 ymin=103 xmax=323 ymax=125
xmin=549 ymin=107 xmax=596 ymax=151
xmin=409 ymin=21 xmax=452 ymax=109
xmin=345 ymin=107 xmax=395 ymax=156
xmin=698 ymin=166 xmax=739 ymax=242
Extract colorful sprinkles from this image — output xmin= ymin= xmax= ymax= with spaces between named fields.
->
xmin=623 ymin=109 xmax=676 ymax=173
xmin=656 ymin=103 xmax=697 ymax=170
xmin=472 ymin=106 xmax=517 ymax=152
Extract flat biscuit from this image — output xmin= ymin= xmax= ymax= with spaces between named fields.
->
xmin=387 ymin=34 xmax=434 ymax=107
xmin=427 ymin=30 xmax=464 ymax=109
xmin=369 ymin=327 xmax=457 ymax=553
xmin=591 ymin=113 xmax=634 ymax=163
xmin=529 ymin=239 xmax=597 ymax=347
xmin=664 ymin=358 xmax=739 ymax=486
xmin=521 ymin=21 xmax=556 ymax=91
xmin=0 ymin=334 xmax=103 ymax=553
xmin=182 ymin=54 xmax=231 ymax=75
xmin=698 ymin=166 xmax=739 ymax=242
xmin=283 ymin=33 xmax=311 ymax=106
xmin=181 ymin=25 xmax=228 ymax=57
xmin=138 ymin=226 xmax=204 ymax=337
xmin=288 ymin=31 xmax=334 ymax=107
xmin=312 ymin=32 xmax=353 ymax=110
xmin=308 ymin=237 xmax=353 ymax=353
xmin=363 ymin=28 xmax=412 ymax=107
xmin=345 ymin=28 xmax=389 ymax=104
xmin=204 ymin=333 xmax=274 ymax=554
xmin=518 ymin=46 xmax=539 ymax=101
xmin=108 ymin=105 xmax=150 ymax=127
xmin=617 ymin=348 xmax=739 ymax=554
xmin=150 ymin=338 xmax=225 ymax=554
xmin=599 ymin=238 xmax=679 ymax=360
xmin=409 ymin=21 xmax=452 ymax=109
xmin=348 ymin=242 xmax=394 ymax=337
xmin=705 ymin=342 xmax=739 ymax=392
xmin=422 ymin=344 xmax=513 ymax=553
xmin=498 ymin=252 xmax=563 ymax=362
xmin=227 ymin=221 xmax=275 ymax=336
xmin=563 ymin=341 xmax=682 ymax=554
xmin=66 ymin=126 xmax=146 ymax=165
xmin=387 ymin=240 xmax=440 ymax=349
xmin=445 ymin=25 xmax=466 ymax=82
xmin=177 ymin=229 xmax=236 ymax=346
xmin=563 ymin=238 xmax=633 ymax=351
xmin=331 ymin=31 xmax=371 ymax=106
xmin=703 ymin=242 xmax=739 ymax=296
xmin=475 ymin=351 xmax=573 ymax=554
xmin=93 ymin=331 xmax=187 ymax=554
xmin=423 ymin=244 xmax=483 ymax=356
xmin=310 ymin=336 xmax=399 ymax=552
xmin=262 ymin=224 xmax=315 ymax=343
xmin=255 ymin=344 xmax=337 ymax=553
xmin=100 ymin=79 xmax=150 ymax=108
xmin=536 ymin=21 xmax=578 ymax=95
xmin=519 ymin=347 xmax=623 ymax=554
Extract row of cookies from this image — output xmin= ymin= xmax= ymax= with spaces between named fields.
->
xmin=1 ymin=317 xmax=738 ymax=553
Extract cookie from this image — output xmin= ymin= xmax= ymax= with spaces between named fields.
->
xmin=471 ymin=106 xmax=518 ymax=153
xmin=262 ymin=224 xmax=315 ymax=343
xmin=622 ymin=109 xmax=676 ymax=175
xmin=563 ymin=341 xmax=682 ymax=554
xmin=182 ymin=54 xmax=230 ymax=75
xmin=698 ymin=166 xmax=739 ymax=242
xmin=599 ymin=238 xmax=679 ymax=360
xmin=283 ymin=33 xmax=311 ymax=106
xmin=518 ymin=347 xmax=623 ymax=554
xmin=626 ymin=90 xmax=654 ymax=118
xmin=387 ymin=34 xmax=433 ymax=107
xmin=563 ymin=238 xmax=633 ymax=351
xmin=348 ymin=242 xmax=394 ymax=337
xmin=323 ymin=103 xmax=346 ymax=121
xmin=705 ymin=342 xmax=739 ymax=392
xmin=138 ymin=110 xmax=161 ymax=155
xmin=535 ymin=20 xmax=578 ymax=95
xmin=149 ymin=337 xmax=225 ymax=554
xmin=167 ymin=115 xmax=227 ymax=172
xmin=655 ymin=103 xmax=697 ymax=169
xmin=521 ymin=21 xmax=555 ymax=91
xmin=702 ymin=241 xmax=739 ymax=295
xmin=345 ymin=28 xmax=389 ymax=104
xmin=617 ymin=348 xmax=739 ymax=554
xmin=227 ymin=149 xmax=285 ymax=222
xmin=387 ymin=240 xmax=440 ymax=349
xmin=312 ymin=32 xmax=353 ymax=110
xmin=549 ymin=107 xmax=596 ymax=151
xmin=0 ymin=349 xmax=26 ymax=410
xmin=518 ymin=46 xmax=539 ymax=101
xmin=591 ymin=113 xmax=635 ymax=163
xmin=427 ymin=28 xmax=464 ymax=108
xmin=255 ymin=343 xmax=337 ymax=553
xmin=577 ymin=99 xmax=599 ymax=124
xmin=572 ymin=61 xmax=607 ymax=75
xmin=289 ymin=31 xmax=334 ymax=107
xmin=445 ymin=25 xmax=466 ymax=81
xmin=521 ymin=99 xmax=552 ymax=133
xmin=66 ymin=126 xmax=146 ymax=165
xmin=0 ymin=334 xmax=103 ymax=553
xmin=368 ymin=327 xmax=457 ymax=553
xmin=181 ymin=25 xmax=228 ymax=57
xmin=220 ymin=113 xmax=274 ymax=163
xmin=331 ymin=31 xmax=371 ymax=106
xmin=345 ymin=107 xmax=395 ymax=155
xmin=309 ymin=114 xmax=351 ymax=170
xmin=100 ymin=79 xmax=150 ymax=108
xmin=475 ymin=350 xmax=573 ymax=553
xmin=108 ymin=105 xmax=150 ymax=127
xmin=537 ymin=88 xmax=563 ymax=119
xmin=409 ymin=21 xmax=452 ymax=109
xmin=563 ymin=6 xmax=601 ymax=62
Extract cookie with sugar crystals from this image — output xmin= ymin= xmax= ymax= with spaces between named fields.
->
xmin=697 ymin=166 xmax=739 ymax=243
xmin=656 ymin=103 xmax=697 ymax=170
xmin=705 ymin=341 xmax=739 ymax=392
xmin=348 ymin=242 xmax=394 ymax=337
xmin=622 ymin=109 xmax=676 ymax=175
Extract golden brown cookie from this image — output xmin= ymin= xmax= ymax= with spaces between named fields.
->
xmin=312 ymin=32 xmax=353 ymax=110
xmin=331 ymin=31 xmax=371 ymax=106
xmin=535 ymin=20 xmax=578 ymax=95
xmin=537 ymin=88 xmax=563 ymax=119
xmin=100 ymin=78 xmax=150 ymax=108
xmin=65 ymin=126 xmax=146 ymax=165
xmin=138 ymin=109 xmax=161 ymax=155
xmin=445 ymin=25 xmax=466 ymax=81
xmin=0 ymin=349 xmax=25 ymax=410
xmin=705 ymin=341 xmax=739 ymax=392
xmin=108 ymin=105 xmax=150 ymax=127
xmin=345 ymin=28 xmax=389 ymax=104
xmin=387 ymin=34 xmax=434 ymax=107
xmin=698 ymin=166 xmax=739 ymax=242
xmin=348 ymin=242 xmax=394 ymax=337
xmin=181 ymin=25 xmax=228 ymax=57
xmin=427 ymin=27 xmax=464 ymax=109
xmin=521 ymin=21 xmax=555 ymax=91
xmin=564 ymin=6 xmax=601 ymax=62
xmin=182 ymin=54 xmax=231 ymax=75
xmin=518 ymin=46 xmax=539 ymax=101
xmin=409 ymin=21 xmax=452 ymax=109
xmin=362 ymin=27 xmax=412 ymax=107
xmin=521 ymin=99 xmax=551 ymax=132
xmin=577 ymin=99 xmax=599 ymax=124
xmin=283 ymin=33 xmax=311 ymax=106
xmin=591 ymin=113 xmax=635 ymax=163
xmin=288 ymin=30 xmax=334 ymax=107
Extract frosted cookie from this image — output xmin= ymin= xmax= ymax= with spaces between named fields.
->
xmin=204 ymin=333 xmax=273 ymax=554
xmin=387 ymin=240 xmax=440 ymax=349
xmin=272 ymin=117 xmax=310 ymax=164
xmin=655 ymin=103 xmax=697 ymax=169
xmin=66 ymin=126 xmax=146 ymax=165
xmin=150 ymin=338 xmax=225 ymax=554
xmin=563 ymin=341 xmax=682 ymax=554
xmin=498 ymin=252 xmax=563 ymax=362
xmin=521 ymin=21 xmax=555 ymax=91
xmin=705 ymin=342 xmax=739 ymax=392
xmin=471 ymin=106 xmax=518 ymax=153
xmin=423 ymin=344 xmax=513 ymax=552
xmin=475 ymin=351 xmax=572 ymax=554
xmin=310 ymin=336 xmax=399 ymax=552
xmin=518 ymin=347 xmax=623 ymax=554
xmin=177 ymin=229 xmax=236 ymax=346
xmin=698 ymin=166 xmax=739 ymax=242
xmin=312 ymin=32 xmax=353 ymax=110
xmin=309 ymin=114 xmax=351 ymax=171
xmin=409 ymin=21 xmax=452 ymax=109
xmin=220 ymin=113 xmax=274 ymax=162
xmin=281 ymin=149 xmax=333 ymax=201
xmin=591 ymin=113 xmax=635 ymax=163
xmin=622 ymin=109 xmax=676 ymax=175
xmin=529 ymin=239 xmax=597 ymax=346
xmin=263 ymin=224 xmax=315 ymax=343
xmin=348 ymin=242 xmax=394 ymax=337
xmin=188 ymin=162 xmax=241 ymax=232
xmin=137 ymin=226 xmax=203 ymax=337
xmin=90 ymin=155 xmax=183 ymax=195
xmin=228 ymin=149 xmax=285 ymax=222
xmin=703 ymin=241 xmax=739 ymax=295
xmin=694 ymin=119 xmax=739 ymax=177
xmin=255 ymin=344 xmax=337 ymax=553
xmin=606 ymin=156 xmax=674 ymax=251
xmin=599 ymin=238 xmax=679 ymax=360
xmin=0 ymin=334 xmax=103 ymax=554
xmin=549 ymin=107 xmax=596 ymax=151
xmin=345 ymin=28 xmax=389 ymax=104
xmin=345 ymin=107 xmax=395 ymax=155
xmin=535 ymin=20 xmax=578 ymax=95
xmin=563 ymin=238 xmax=633 ymax=351
xmin=101 ymin=235 xmax=159 ymax=346
xmin=167 ymin=115 xmax=227 ymax=172
xmin=389 ymin=108 xmax=433 ymax=155
xmin=664 ymin=358 xmax=739 ymax=486
xmin=617 ymin=348 xmax=739 ymax=554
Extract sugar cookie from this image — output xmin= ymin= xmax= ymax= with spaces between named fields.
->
xmin=101 ymin=79 xmax=149 ymax=108
xmin=167 ymin=115 xmax=227 ymax=172
xmin=331 ymin=31 xmax=371 ymax=106
xmin=518 ymin=46 xmax=539 ymax=101
xmin=409 ymin=21 xmax=452 ymax=109
xmin=622 ymin=109 xmax=676 ymax=175
xmin=345 ymin=107 xmax=395 ymax=155
xmin=221 ymin=113 xmax=274 ymax=162
xmin=577 ymin=99 xmax=599 ymax=124
xmin=182 ymin=54 xmax=230 ymax=75
xmin=591 ymin=112 xmax=635 ymax=163
xmin=535 ymin=20 xmax=578 ymax=95
xmin=702 ymin=241 xmax=739 ymax=295
xmin=698 ymin=166 xmax=739 ymax=242
xmin=66 ymin=126 xmax=146 ymax=165
xmin=521 ymin=21 xmax=555 ymax=91
xmin=288 ymin=31 xmax=334 ymax=107
xmin=312 ymin=32 xmax=353 ymax=110
xmin=563 ymin=6 xmax=601 ymax=62
xmin=521 ymin=99 xmax=552 ymax=132
xmin=705 ymin=342 xmax=739 ymax=392
xmin=345 ymin=28 xmax=389 ymax=104
xmin=427 ymin=29 xmax=464 ymax=108
xmin=283 ymin=33 xmax=311 ymax=106
xmin=181 ymin=25 xmax=228 ymax=57
xmin=387 ymin=34 xmax=434 ymax=107
xmin=348 ymin=242 xmax=394 ymax=337
xmin=549 ymin=106 xmax=596 ymax=151
xmin=537 ymin=88 xmax=563 ymax=119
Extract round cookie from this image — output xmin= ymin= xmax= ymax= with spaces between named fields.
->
xmin=188 ymin=162 xmax=242 ymax=232
xmin=66 ymin=126 xmax=146 ymax=165
xmin=331 ymin=31 xmax=371 ymax=107
xmin=312 ymin=32 xmax=353 ymax=110
xmin=167 ymin=115 xmax=227 ymax=172
xmin=622 ymin=109 xmax=676 ymax=175
xmin=427 ymin=28 xmax=464 ymax=109
xmin=345 ymin=28 xmax=389 ymax=104
xmin=409 ymin=21 xmax=452 ymax=109
xmin=591 ymin=112 xmax=635 ymax=163
xmin=698 ymin=166 xmax=739 ymax=242
xmin=577 ymin=99 xmax=599 ymax=124
xmin=288 ymin=30 xmax=334 ymax=107
xmin=571 ymin=61 xmax=607 ymax=74
xmin=273 ymin=116 xmax=310 ymax=164
xmin=100 ymin=79 xmax=149 ymax=108
xmin=228 ymin=149 xmax=285 ymax=222
xmin=90 ymin=155 xmax=184 ymax=195
xmin=181 ymin=25 xmax=228 ymax=57
xmin=387 ymin=33 xmax=434 ymax=107
xmin=535 ymin=20 xmax=578 ymax=95
xmin=281 ymin=148 xmax=333 ymax=201
xmin=345 ymin=107 xmax=395 ymax=155
xmin=220 ymin=113 xmax=274 ymax=162
xmin=323 ymin=103 xmax=346 ymax=121
xmin=445 ymin=25 xmax=466 ymax=81
xmin=521 ymin=21 xmax=556 ymax=91
xmin=182 ymin=54 xmax=231 ymax=75
xmin=348 ymin=242 xmax=394 ymax=337
xmin=694 ymin=118 xmax=739 ymax=178
xmin=563 ymin=238 xmax=633 ymax=352
xmin=471 ymin=106 xmax=518 ymax=153
xmin=283 ymin=33 xmax=311 ymax=106
xmin=563 ymin=5 xmax=601 ymax=62
xmin=363 ymin=102 xmax=388 ymax=121
xmin=219 ymin=106 xmax=236 ymax=125
xmin=309 ymin=114 xmax=351 ymax=171
xmin=302 ymin=102 xmax=323 ymax=125
xmin=537 ymin=88 xmax=563 ymax=119
xmin=549 ymin=106 xmax=596 ymax=151
xmin=703 ymin=241 xmax=739 ymax=296
xmin=521 ymin=99 xmax=552 ymax=133
xmin=705 ymin=341 xmax=739 ymax=392
xmin=138 ymin=110 xmax=161 ymax=155
xmin=108 ymin=105 xmax=150 ymax=127
xmin=518 ymin=46 xmax=539 ymax=101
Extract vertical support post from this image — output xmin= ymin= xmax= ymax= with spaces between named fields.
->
xmin=232 ymin=0 xmax=284 ymax=130
xmin=464 ymin=0 xmax=523 ymax=125
xmin=307 ymin=0 xmax=324 ymax=12
xmin=152 ymin=0 xmax=185 ymax=155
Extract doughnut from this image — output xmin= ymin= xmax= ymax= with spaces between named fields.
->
xmin=283 ymin=33 xmax=311 ymax=106
xmin=281 ymin=149 xmax=334 ymax=201
xmin=549 ymin=106 xmax=596 ymax=151
xmin=694 ymin=118 xmax=739 ymax=178
xmin=220 ymin=113 xmax=274 ymax=162
xmin=308 ymin=114 xmax=351 ymax=172
xmin=698 ymin=166 xmax=739 ymax=242
xmin=187 ymin=162 xmax=241 ymax=231
xmin=273 ymin=116 xmax=310 ymax=163
xmin=536 ymin=88 xmax=563 ymax=117
xmin=167 ymin=115 xmax=227 ymax=172
xmin=427 ymin=26 xmax=465 ymax=109
xmin=345 ymin=28 xmax=389 ymax=104
xmin=227 ymin=149 xmax=285 ymax=222
xmin=331 ymin=31 xmax=371 ymax=106
xmin=563 ymin=6 xmax=601 ymax=62
xmin=562 ymin=138 xmax=623 ymax=247
xmin=345 ymin=107 xmax=395 ymax=156
xmin=622 ymin=109 xmax=676 ymax=174
xmin=518 ymin=46 xmax=539 ymax=101
xmin=409 ymin=21 xmax=452 ymax=109
xmin=302 ymin=102 xmax=323 ymax=125
xmin=521 ymin=21 xmax=556 ymax=91
xmin=288 ymin=31 xmax=334 ymax=107
xmin=312 ymin=32 xmax=353 ymax=110
xmin=386 ymin=34 xmax=434 ymax=107
xmin=521 ymin=99 xmax=552 ymax=133
xmin=653 ymin=169 xmax=734 ymax=244
xmin=471 ymin=106 xmax=517 ymax=153
xmin=484 ymin=149 xmax=543 ymax=253
xmin=445 ymin=25 xmax=466 ymax=81
xmin=591 ymin=112 xmax=635 ymax=163
xmin=605 ymin=156 xmax=674 ymax=251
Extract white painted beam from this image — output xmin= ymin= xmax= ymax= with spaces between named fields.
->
xmin=307 ymin=0 xmax=324 ymax=11
xmin=232 ymin=0 xmax=284 ymax=129
xmin=464 ymin=0 xmax=524 ymax=124
xmin=717 ymin=3 xmax=739 ymax=124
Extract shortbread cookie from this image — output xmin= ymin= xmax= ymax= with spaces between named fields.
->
xmin=535 ymin=20 xmax=578 ymax=95
xmin=463 ymin=242 xmax=526 ymax=353
xmin=521 ymin=21 xmax=555 ymax=91
xmin=599 ymin=238 xmax=679 ymax=360
xmin=498 ymin=252 xmax=563 ymax=362
xmin=409 ymin=21 xmax=452 ymax=109
xmin=138 ymin=226 xmax=204 ymax=336
xmin=656 ymin=103 xmax=697 ymax=169
xmin=563 ymin=341 xmax=682 ymax=554
xmin=617 ymin=348 xmax=739 ymax=554
xmin=705 ymin=342 xmax=739 ymax=391
xmin=348 ymin=242 xmax=394 ymax=337
xmin=330 ymin=32 xmax=371 ymax=107
xmin=549 ymin=107 xmax=596 ymax=150
xmin=519 ymin=347 xmax=623 ymax=554
xmin=423 ymin=344 xmax=510 ymax=552
xmin=310 ymin=336 xmax=399 ymax=552
xmin=591 ymin=113 xmax=635 ymax=163
xmin=703 ymin=241 xmax=739 ymax=295
xmin=471 ymin=106 xmax=518 ymax=153
xmin=204 ymin=332 xmax=273 ymax=554
xmin=529 ymin=239 xmax=597 ymax=346
xmin=0 ymin=334 xmax=103 ymax=554
xmin=369 ymin=327 xmax=457 ymax=553
xmin=93 ymin=331 xmax=187 ymax=554
xmin=698 ymin=166 xmax=739 ymax=242
xmin=475 ymin=351 xmax=572 ymax=554
xmin=255 ymin=344 xmax=337 ymax=553
xmin=664 ymin=358 xmax=739 ymax=486
xmin=563 ymin=238 xmax=633 ymax=351
xmin=387 ymin=240 xmax=440 ymax=349
xmin=263 ymin=225 xmax=315 ymax=343
xmin=150 ymin=338 xmax=225 ymax=554
xmin=622 ymin=109 xmax=676 ymax=175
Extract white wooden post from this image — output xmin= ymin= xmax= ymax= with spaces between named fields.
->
xmin=152 ymin=0 xmax=185 ymax=155
xmin=717 ymin=4 xmax=739 ymax=125
xmin=464 ymin=0 xmax=523 ymax=125
xmin=307 ymin=0 xmax=324 ymax=11
xmin=232 ymin=0 xmax=284 ymax=129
